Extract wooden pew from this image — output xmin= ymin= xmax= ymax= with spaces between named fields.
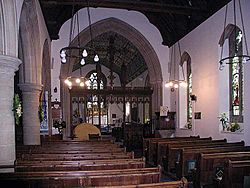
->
xmin=20 ymin=151 xmax=135 ymax=161
xmin=166 ymin=141 xmax=245 ymax=176
xmin=223 ymin=159 xmax=250 ymax=188
xmin=0 ymin=167 xmax=161 ymax=187
xmin=98 ymin=178 xmax=188 ymax=188
xmin=196 ymin=151 xmax=250 ymax=188
xmin=143 ymin=136 xmax=199 ymax=159
xmin=176 ymin=144 xmax=250 ymax=179
xmin=157 ymin=139 xmax=226 ymax=168
xmin=15 ymin=158 xmax=145 ymax=172
xmin=148 ymin=137 xmax=211 ymax=166
xmin=16 ymin=148 xmax=127 ymax=159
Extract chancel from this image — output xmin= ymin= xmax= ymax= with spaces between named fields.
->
xmin=1 ymin=0 xmax=250 ymax=187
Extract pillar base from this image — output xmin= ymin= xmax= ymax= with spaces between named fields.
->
xmin=0 ymin=55 xmax=22 ymax=169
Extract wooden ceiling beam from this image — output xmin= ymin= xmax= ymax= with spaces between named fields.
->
xmin=40 ymin=0 xmax=206 ymax=15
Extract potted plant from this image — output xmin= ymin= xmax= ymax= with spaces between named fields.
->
xmin=13 ymin=94 xmax=22 ymax=126
xmin=229 ymin=122 xmax=240 ymax=132
xmin=218 ymin=112 xmax=228 ymax=131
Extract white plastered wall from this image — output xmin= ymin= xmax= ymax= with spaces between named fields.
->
xmin=174 ymin=0 xmax=250 ymax=145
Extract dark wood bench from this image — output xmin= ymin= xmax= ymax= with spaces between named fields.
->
xmin=0 ymin=167 xmax=161 ymax=187
xmin=165 ymin=141 xmax=245 ymax=175
xmin=196 ymin=151 xmax=250 ymax=188
xmin=157 ymin=139 xmax=226 ymax=168
xmin=97 ymin=178 xmax=188 ymax=188
xmin=176 ymin=144 xmax=250 ymax=179
xmin=148 ymin=137 xmax=212 ymax=166
xmin=143 ymin=136 xmax=199 ymax=159
xmin=15 ymin=158 xmax=145 ymax=172
xmin=223 ymin=159 xmax=250 ymax=188
xmin=20 ymin=151 xmax=134 ymax=161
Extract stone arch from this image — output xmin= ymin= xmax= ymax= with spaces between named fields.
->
xmin=61 ymin=17 xmax=162 ymax=83
xmin=19 ymin=0 xmax=41 ymax=84
xmin=0 ymin=0 xmax=19 ymax=57
xmin=219 ymin=24 xmax=241 ymax=46
xmin=180 ymin=51 xmax=191 ymax=76
xmin=60 ymin=18 xmax=163 ymax=120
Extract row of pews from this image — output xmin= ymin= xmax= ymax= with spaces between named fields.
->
xmin=0 ymin=138 xmax=188 ymax=187
xmin=143 ymin=136 xmax=250 ymax=188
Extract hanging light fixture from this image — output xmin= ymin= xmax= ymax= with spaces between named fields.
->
xmin=60 ymin=0 xmax=99 ymax=65
xmin=165 ymin=42 xmax=187 ymax=90
xmin=219 ymin=0 xmax=250 ymax=70
xmin=63 ymin=61 xmax=87 ymax=89
xmin=60 ymin=0 xmax=99 ymax=89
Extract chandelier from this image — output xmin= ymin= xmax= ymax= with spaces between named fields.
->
xmin=219 ymin=0 xmax=250 ymax=70
xmin=60 ymin=0 xmax=99 ymax=89
xmin=165 ymin=42 xmax=187 ymax=89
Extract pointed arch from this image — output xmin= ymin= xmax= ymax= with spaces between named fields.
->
xmin=179 ymin=51 xmax=192 ymax=129
xmin=60 ymin=17 xmax=163 ymax=117
xmin=19 ymin=0 xmax=41 ymax=84
xmin=219 ymin=24 xmax=241 ymax=46
xmin=0 ymin=0 xmax=19 ymax=56
xmin=219 ymin=24 xmax=244 ymax=124
xmin=60 ymin=17 xmax=162 ymax=84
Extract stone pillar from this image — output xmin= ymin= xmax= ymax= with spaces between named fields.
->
xmin=0 ymin=55 xmax=21 ymax=172
xmin=19 ymin=83 xmax=42 ymax=145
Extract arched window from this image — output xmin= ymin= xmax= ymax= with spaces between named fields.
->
xmin=219 ymin=24 xmax=243 ymax=123
xmin=86 ymin=72 xmax=104 ymax=90
xmin=85 ymin=70 xmax=107 ymax=90
xmin=179 ymin=52 xmax=192 ymax=129
xmin=85 ymin=70 xmax=107 ymax=125
xmin=229 ymin=29 xmax=243 ymax=122
xmin=187 ymin=64 xmax=192 ymax=123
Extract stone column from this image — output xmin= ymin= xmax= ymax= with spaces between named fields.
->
xmin=0 ymin=55 xmax=21 ymax=172
xmin=19 ymin=83 xmax=42 ymax=145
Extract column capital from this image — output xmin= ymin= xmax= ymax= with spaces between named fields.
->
xmin=0 ymin=55 xmax=22 ymax=72
xmin=18 ymin=83 xmax=43 ymax=92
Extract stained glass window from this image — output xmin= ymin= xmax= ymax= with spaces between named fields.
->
xmin=187 ymin=73 xmax=192 ymax=122
xmin=86 ymin=72 xmax=106 ymax=117
xmin=86 ymin=72 xmax=104 ymax=90
xmin=229 ymin=30 xmax=243 ymax=123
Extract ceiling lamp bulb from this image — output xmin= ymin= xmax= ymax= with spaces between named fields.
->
xmin=64 ymin=79 xmax=69 ymax=84
xmin=169 ymin=81 xmax=174 ymax=87
xmin=80 ymin=82 xmax=84 ymax=87
xmin=94 ymin=54 xmax=99 ymax=62
xmin=165 ymin=82 xmax=170 ymax=88
xmin=75 ymin=78 xmax=81 ymax=84
xmin=174 ymin=83 xmax=179 ymax=89
xmin=180 ymin=81 xmax=188 ymax=87
xmin=60 ymin=50 xmax=66 ymax=58
xmin=82 ymin=49 xmax=88 ymax=57
xmin=68 ymin=81 xmax=72 ymax=87
xmin=61 ymin=57 xmax=66 ymax=64
xmin=80 ymin=58 xmax=85 ymax=65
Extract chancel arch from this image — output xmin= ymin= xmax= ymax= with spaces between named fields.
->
xmin=60 ymin=17 xmax=162 ymax=138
